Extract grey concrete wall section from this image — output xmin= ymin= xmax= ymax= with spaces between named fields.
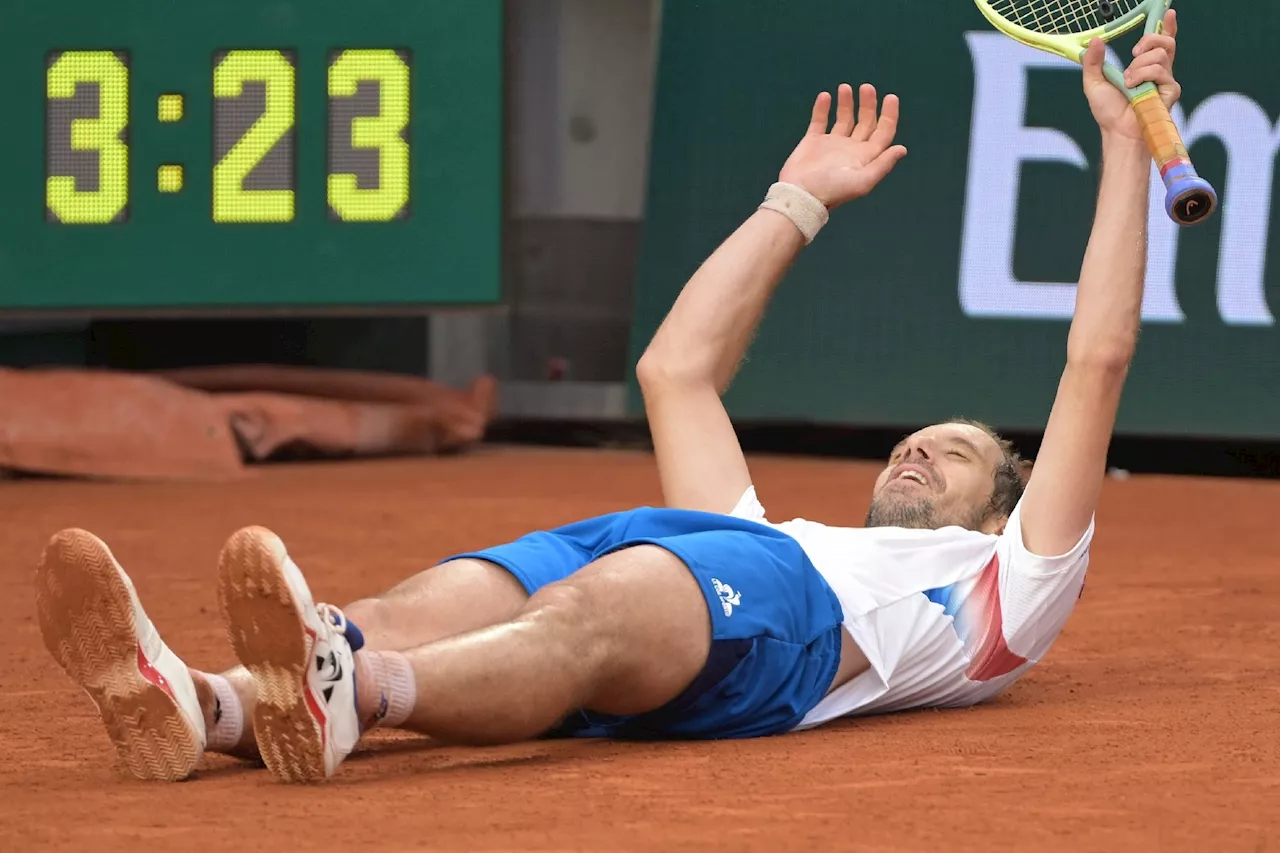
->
xmin=433 ymin=0 xmax=661 ymax=413
xmin=510 ymin=0 xmax=658 ymax=221
xmin=506 ymin=217 xmax=641 ymax=383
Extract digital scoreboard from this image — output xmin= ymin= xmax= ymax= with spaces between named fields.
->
xmin=1 ymin=1 xmax=502 ymax=311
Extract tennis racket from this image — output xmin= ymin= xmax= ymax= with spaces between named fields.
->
xmin=973 ymin=0 xmax=1217 ymax=226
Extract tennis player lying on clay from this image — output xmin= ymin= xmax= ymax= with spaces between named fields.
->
xmin=35 ymin=15 xmax=1183 ymax=782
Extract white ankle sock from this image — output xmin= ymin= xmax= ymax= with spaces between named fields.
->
xmin=360 ymin=651 xmax=416 ymax=729
xmin=203 ymin=673 xmax=244 ymax=752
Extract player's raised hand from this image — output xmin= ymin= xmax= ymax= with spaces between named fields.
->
xmin=1083 ymin=8 xmax=1181 ymax=141
xmin=777 ymin=83 xmax=908 ymax=210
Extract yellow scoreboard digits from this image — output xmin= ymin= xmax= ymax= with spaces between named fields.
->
xmin=213 ymin=50 xmax=296 ymax=223
xmin=43 ymin=49 xmax=419 ymax=225
xmin=328 ymin=50 xmax=410 ymax=222
xmin=46 ymin=51 xmax=129 ymax=224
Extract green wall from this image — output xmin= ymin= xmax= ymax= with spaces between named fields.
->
xmin=632 ymin=0 xmax=1280 ymax=439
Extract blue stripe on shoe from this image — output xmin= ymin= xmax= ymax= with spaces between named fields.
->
xmin=333 ymin=613 xmax=365 ymax=653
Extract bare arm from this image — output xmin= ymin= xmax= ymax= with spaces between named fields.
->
xmin=637 ymin=84 xmax=908 ymax=513
xmin=1019 ymin=15 xmax=1183 ymax=555
xmin=636 ymin=213 xmax=804 ymax=513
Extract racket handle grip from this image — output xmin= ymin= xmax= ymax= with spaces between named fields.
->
xmin=1132 ymin=90 xmax=1218 ymax=226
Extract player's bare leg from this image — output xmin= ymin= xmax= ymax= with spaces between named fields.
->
xmin=361 ymin=545 xmax=712 ymax=744
xmin=218 ymin=526 xmax=711 ymax=780
xmin=340 ymin=558 xmax=529 ymax=650
xmin=189 ymin=556 xmax=531 ymax=761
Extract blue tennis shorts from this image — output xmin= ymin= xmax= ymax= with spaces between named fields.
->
xmin=446 ymin=507 xmax=844 ymax=740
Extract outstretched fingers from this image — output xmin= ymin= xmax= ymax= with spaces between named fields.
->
xmin=808 ymin=91 xmax=833 ymax=135
xmin=808 ymin=83 xmax=898 ymax=147
xmin=864 ymin=143 xmax=909 ymax=186
xmin=851 ymin=84 xmax=878 ymax=141
xmin=867 ymin=93 xmax=901 ymax=153
xmin=832 ymin=84 xmax=857 ymax=136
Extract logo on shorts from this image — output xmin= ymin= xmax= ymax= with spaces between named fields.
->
xmin=712 ymin=578 xmax=741 ymax=617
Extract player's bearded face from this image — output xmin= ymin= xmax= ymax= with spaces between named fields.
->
xmin=864 ymin=424 xmax=1004 ymax=533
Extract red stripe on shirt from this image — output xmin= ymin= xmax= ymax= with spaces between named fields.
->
xmin=965 ymin=554 xmax=1029 ymax=682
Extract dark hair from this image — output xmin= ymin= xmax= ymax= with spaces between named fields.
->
xmin=948 ymin=418 xmax=1030 ymax=520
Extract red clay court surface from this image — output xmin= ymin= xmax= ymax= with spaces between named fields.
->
xmin=1 ymin=446 xmax=1277 ymax=852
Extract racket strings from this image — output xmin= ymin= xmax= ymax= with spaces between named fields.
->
xmin=987 ymin=0 xmax=1142 ymax=34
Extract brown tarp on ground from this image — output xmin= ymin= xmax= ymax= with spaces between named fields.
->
xmin=0 ymin=366 xmax=497 ymax=481
xmin=162 ymin=365 xmax=498 ymax=460
xmin=0 ymin=368 xmax=245 ymax=480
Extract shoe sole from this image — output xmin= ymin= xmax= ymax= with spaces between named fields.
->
xmin=217 ymin=527 xmax=326 ymax=783
xmin=34 ymin=529 xmax=202 ymax=782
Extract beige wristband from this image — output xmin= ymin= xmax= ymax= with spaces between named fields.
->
xmin=758 ymin=182 xmax=830 ymax=244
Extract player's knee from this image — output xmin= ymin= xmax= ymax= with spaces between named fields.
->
xmin=523 ymin=583 xmax=595 ymax=634
xmin=520 ymin=583 xmax=610 ymax=671
xmin=341 ymin=597 xmax=388 ymax=640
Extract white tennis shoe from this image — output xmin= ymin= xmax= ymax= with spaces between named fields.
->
xmin=217 ymin=526 xmax=361 ymax=782
xmin=34 ymin=529 xmax=207 ymax=781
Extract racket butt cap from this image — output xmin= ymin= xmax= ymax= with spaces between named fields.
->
xmin=1164 ymin=168 xmax=1217 ymax=227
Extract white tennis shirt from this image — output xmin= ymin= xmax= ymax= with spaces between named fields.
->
xmin=727 ymin=486 xmax=1091 ymax=728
